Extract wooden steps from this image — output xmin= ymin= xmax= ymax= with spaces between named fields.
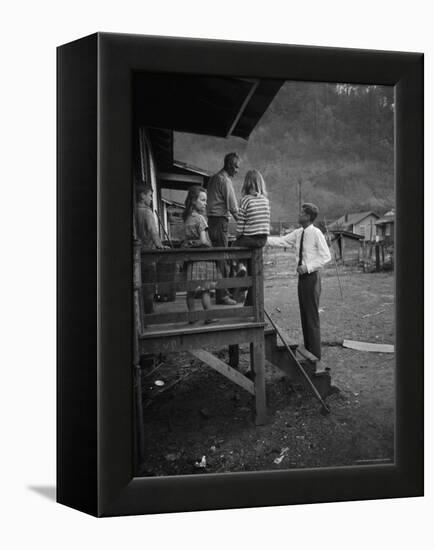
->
xmin=264 ymin=323 xmax=332 ymax=398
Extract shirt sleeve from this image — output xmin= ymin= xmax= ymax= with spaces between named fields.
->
xmin=236 ymin=197 xmax=247 ymax=234
xmin=266 ymin=230 xmax=297 ymax=248
xmin=145 ymin=208 xmax=163 ymax=248
xmin=222 ymin=176 xmax=239 ymax=218
xmin=305 ymin=229 xmax=332 ymax=273
xmin=198 ymin=214 xmax=208 ymax=232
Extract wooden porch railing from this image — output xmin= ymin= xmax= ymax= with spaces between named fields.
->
xmin=136 ymin=246 xmax=264 ymax=332
xmin=133 ymin=243 xmax=267 ymax=462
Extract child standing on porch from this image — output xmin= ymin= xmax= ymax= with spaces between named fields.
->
xmin=182 ymin=186 xmax=220 ymax=324
xmin=135 ymin=183 xmax=164 ymax=314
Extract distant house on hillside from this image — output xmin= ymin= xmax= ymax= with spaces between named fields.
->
xmin=375 ymin=209 xmax=395 ymax=243
xmin=329 ymin=211 xmax=380 ymax=241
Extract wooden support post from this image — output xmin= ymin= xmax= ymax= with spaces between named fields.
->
xmin=134 ymin=363 xmax=145 ymax=467
xmin=251 ymin=249 xmax=264 ymax=323
xmin=251 ymin=340 xmax=266 ymax=425
xmin=133 ymin=307 xmax=145 ymax=468
xmin=133 ymin=240 xmax=144 ymax=333
xmin=341 ymin=234 xmax=345 ymax=266
xmin=133 ymin=239 xmax=145 ymax=468
xmin=228 ymin=344 xmax=239 ymax=368
xmin=375 ymin=244 xmax=380 ymax=272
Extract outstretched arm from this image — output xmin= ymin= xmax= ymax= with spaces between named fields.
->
xmin=266 ymin=230 xmax=297 ymax=248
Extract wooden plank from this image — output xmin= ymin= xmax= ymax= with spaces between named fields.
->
xmin=133 ymin=290 xmax=143 ymax=338
xmin=134 ymin=364 xmax=145 ymax=465
xmin=139 ymin=324 xmax=265 ymax=354
xmin=296 ymin=345 xmax=318 ymax=362
xmin=225 ymin=80 xmax=259 ymax=137
xmin=251 ymin=339 xmax=267 ymax=425
xmin=142 ymin=246 xmax=251 ymax=254
xmin=141 ymin=247 xmax=253 ymax=261
xmin=140 ymin=321 xmax=264 ymax=339
xmin=142 ymin=276 xmax=253 ymax=293
xmin=251 ymin=249 xmax=265 ymax=322
xmin=343 ymin=340 xmax=394 ymax=353
xmin=133 ymin=243 xmax=142 ymax=291
xmin=190 ymin=349 xmax=255 ymax=395
xmin=143 ymin=306 xmax=254 ymax=325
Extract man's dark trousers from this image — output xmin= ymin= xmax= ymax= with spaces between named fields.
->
xmin=208 ymin=216 xmax=230 ymax=303
xmin=297 ymin=271 xmax=322 ymax=359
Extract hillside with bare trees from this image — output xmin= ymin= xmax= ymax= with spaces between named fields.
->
xmin=175 ymin=81 xmax=394 ymax=222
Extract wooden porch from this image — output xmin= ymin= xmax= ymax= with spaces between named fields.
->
xmin=133 ymin=245 xmax=331 ymax=464
xmin=134 ymin=246 xmax=267 ymax=422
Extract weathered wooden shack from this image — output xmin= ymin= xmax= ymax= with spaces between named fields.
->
xmin=330 ymin=211 xmax=380 ymax=241
xmin=330 ymin=230 xmax=364 ymax=265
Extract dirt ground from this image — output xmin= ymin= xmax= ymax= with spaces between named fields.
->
xmin=137 ymin=251 xmax=395 ymax=476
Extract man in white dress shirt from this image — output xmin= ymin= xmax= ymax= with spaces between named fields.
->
xmin=267 ymin=203 xmax=331 ymax=360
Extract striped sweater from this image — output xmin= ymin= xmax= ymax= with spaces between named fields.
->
xmin=236 ymin=193 xmax=270 ymax=236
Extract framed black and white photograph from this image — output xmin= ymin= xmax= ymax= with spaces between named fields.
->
xmin=57 ymin=32 xmax=423 ymax=517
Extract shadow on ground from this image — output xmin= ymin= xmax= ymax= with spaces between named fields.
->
xmin=28 ymin=486 xmax=56 ymax=502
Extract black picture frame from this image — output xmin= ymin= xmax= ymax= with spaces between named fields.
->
xmin=57 ymin=32 xmax=423 ymax=517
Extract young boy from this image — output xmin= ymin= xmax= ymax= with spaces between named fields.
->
xmin=135 ymin=184 xmax=164 ymax=314
xmin=267 ymin=203 xmax=331 ymax=360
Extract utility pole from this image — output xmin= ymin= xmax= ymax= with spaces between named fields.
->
xmin=324 ymin=217 xmax=344 ymax=301
xmin=297 ymin=178 xmax=302 ymax=213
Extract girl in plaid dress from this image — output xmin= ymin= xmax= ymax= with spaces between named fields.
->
xmin=182 ymin=186 xmax=219 ymax=324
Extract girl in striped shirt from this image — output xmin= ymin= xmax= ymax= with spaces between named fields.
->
xmin=233 ymin=169 xmax=270 ymax=305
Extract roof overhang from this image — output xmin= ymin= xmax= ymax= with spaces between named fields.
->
xmin=134 ymin=72 xmax=283 ymax=140
xmin=375 ymin=219 xmax=395 ymax=225
xmin=158 ymin=160 xmax=211 ymax=191
xmin=146 ymin=128 xmax=173 ymax=169
xmin=330 ymin=230 xmax=364 ymax=240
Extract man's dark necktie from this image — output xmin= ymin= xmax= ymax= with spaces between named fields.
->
xmin=298 ymin=229 xmax=305 ymax=266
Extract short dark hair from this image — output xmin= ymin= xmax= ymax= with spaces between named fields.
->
xmin=302 ymin=202 xmax=319 ymax=222
xmin=136 ymin=183 xmax=153 ymax=200
xmin=224 ymin=152 xmax=240 ymax=168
